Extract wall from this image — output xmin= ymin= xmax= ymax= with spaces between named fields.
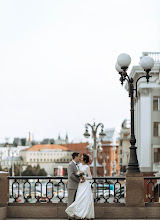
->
xmin=7 ymin=203 xmax=160 ymax=219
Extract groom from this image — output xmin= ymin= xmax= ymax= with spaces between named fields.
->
xmin=67 ymin=152 xmax=85 ymax=218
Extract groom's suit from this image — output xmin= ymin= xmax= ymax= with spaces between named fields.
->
xmin=67 ymin=161 xmax=80 ymax=208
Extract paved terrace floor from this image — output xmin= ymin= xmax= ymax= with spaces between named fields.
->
xmin=6 ymin=218 xmax=157 ymax=220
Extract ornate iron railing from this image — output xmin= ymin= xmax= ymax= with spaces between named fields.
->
xmin=144 ymin=177 xmax=160 ymax=203
xmin=8 ymin=176 xmax=126 ymax=204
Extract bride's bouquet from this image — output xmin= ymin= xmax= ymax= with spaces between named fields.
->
xmin=75 ymin=171 xmax=84 ymax=177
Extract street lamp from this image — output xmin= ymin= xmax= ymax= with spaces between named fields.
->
xmin=83 ymin=122 xmax=106 ymax=177
xmin=115 ymin=53 xmax=154 ymax=173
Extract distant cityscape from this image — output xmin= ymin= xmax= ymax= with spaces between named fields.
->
xmin=0 ymin=121 xmax=131 ymax=177
xmin=0 ymin=52 xmax=159 ymax=177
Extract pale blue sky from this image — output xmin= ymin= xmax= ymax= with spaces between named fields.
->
xmin=0 ymin=0 xmax=160 ymax=142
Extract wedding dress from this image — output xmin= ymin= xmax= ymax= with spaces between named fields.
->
xmin=65 ymin=164 xmax=95 ymax=219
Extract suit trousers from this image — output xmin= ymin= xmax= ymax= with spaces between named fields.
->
xmin=67 ymin=189 xmax=77 ymax=207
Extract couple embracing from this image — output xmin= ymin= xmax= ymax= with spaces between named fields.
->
xmin=65 ymin=152 xmax=95 ymax=220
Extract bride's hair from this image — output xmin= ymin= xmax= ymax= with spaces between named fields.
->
xmin=83 ymin=153 xmax=90 ymax=164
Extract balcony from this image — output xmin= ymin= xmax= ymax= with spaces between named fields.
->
xmin=141 ymin=52 xmax=160 ymax=65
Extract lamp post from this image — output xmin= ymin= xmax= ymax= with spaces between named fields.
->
xmin=83 ymin=122 xmax=106 ymax=177
xmin=84 ymin=122 xmax=105 ymax=200
xmin=112 ymin=145 xmax=116 ymax=176
xmin=115 ymin=53 xmax=154 ymax=173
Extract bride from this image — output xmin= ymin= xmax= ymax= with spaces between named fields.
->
xmin=65 ymin=154 xmax=95 ymax=219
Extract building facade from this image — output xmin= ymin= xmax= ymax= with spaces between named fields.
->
xmin=20 ymin=144 xmax=74 ymax=175
xmin=118 ymin=119 xmax=130 ymax=174
xmin=100 ymin=128 xmax=120 ymax=176
xmin=126 ymin=52 xmax=160 ymax=173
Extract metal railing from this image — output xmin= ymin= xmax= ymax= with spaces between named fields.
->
xmin=144 ymin=177 xmax=160 ymax=203
xmin=8 ymin=176 xmax=126 ymax=204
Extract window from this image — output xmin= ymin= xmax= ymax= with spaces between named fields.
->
xmin=40 ymin=159 xmax=42 ymax=161
xmin=153 ymin=122 xmax=160 ymax=136
xmin=30 ymin=159 xmax=32 ymax=162
xmin=50 ymin=159 xmax=52 ymax=162
xmin=154 ymin=148 xmax=160 ymax=163
xmin=37 ymin=159 xmax=39 ymax=162
xmin=153 ymin=96 xmax=160 ymax=111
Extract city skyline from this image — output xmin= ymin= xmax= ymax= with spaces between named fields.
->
xmin=0 ymin=0 xmax=160 ymax=141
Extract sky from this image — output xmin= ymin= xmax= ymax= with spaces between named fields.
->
xmin=0 ymin=0 xmax=160 ymax=142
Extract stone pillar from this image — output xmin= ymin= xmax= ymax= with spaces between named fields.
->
xmin=126 ymin=173 xmax=144 ymax=207
xmin=0 ymin=171 xmax=9 ymax=207
xmin=139 ymin=88 xmax=152 ymax=172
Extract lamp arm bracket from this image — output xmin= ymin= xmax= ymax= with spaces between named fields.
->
xmin=125 ymin=73 xmax=130 ymax=82
xmin=135 ymin=75 xmax=152 ymax=97
xmin=95 ymin=123 xmax=103 ymax=132
xmin=85 ymin=123 xmax=96 ymax=135
xmin=85 ymin=123 xmax=92 ymax=129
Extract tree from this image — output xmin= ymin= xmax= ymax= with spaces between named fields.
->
xmin=0 ymin=164 xmax=3 ymax=171
xmin=9 ymin=164 xmax=21 ymax=176
xmin=22 ymin=164 xmax=47 ymax=176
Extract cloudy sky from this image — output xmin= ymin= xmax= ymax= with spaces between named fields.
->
xmin=0 ymin=0 xmax=160 ymax=142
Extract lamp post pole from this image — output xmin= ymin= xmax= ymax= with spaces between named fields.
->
xmin=127 ymin=77 xmax=139 ymax=173
xmin=84 ymin=121 xmax=105 ymax=200
xmin=115 ymin=53 xmax=154 ymax=173
xmin=93 ymin=128 xmax=97 ymax=178
xmin=84 ymin=122 xmax=105 ymax=177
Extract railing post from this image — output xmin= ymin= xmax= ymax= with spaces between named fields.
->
xmin=0 ymin=171 xmax=9 ymax=207
xmin=126 ymin=173 xmax=144 ymax=207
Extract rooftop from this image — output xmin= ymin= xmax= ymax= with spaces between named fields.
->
xmin=24 ymin=144 xmax=71 ymax=152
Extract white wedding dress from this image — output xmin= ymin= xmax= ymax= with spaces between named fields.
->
xmin=65 ymin=164 xmax=95 ymax=219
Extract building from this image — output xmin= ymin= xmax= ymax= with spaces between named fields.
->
xmin=101 ymin=128 xmax=120 ymax=176
xmin=126 ymin=52 xmax=160 ymax=173
xmin=54 ymin=133 xmax=69 ymax=145
xmin=20 ymin=144 xmax=74 ymax=175
xmin=118 ymin=119 xmax=130 ymax=174
xmin=62 ymin=142 xmax=89 ymax=154
xmin=1 ymin=156 xmax=23 ymax=173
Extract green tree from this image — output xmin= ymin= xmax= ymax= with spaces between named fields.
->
xmin=0 ymin=164 xmax=3 ymax=171
xmin=22 ymin=164 xmax=47 ymax=176
xmin=9 ymin=164 xmax=21 ymax=176
xmin=37 ymin=168 xmax=47 ymax=176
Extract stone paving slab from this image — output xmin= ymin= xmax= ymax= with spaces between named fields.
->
xmin=6 ymin=219 xmax=160 ymax=220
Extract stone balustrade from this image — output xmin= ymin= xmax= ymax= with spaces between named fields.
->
xmin=1 ymin=172 xmax=160 ymax=219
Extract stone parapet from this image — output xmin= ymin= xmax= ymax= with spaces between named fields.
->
xmin=0 ymin=207 xmax=7 ymax=220
xmin=126 ymin=172 xmax=145 ymax=207
xmin=7 ymin=203 xmax=160 ymax=219
xmin=0 ymin=172 xmax=9 ymax=207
